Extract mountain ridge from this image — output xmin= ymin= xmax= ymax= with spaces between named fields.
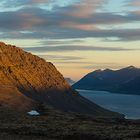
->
xmin=73 ymin=66 xmax=140 ymax=95
xmin=65 ymin=77 xmax=75 ymax=85
xmin=0 ymin=42 xmax=122 ymax=118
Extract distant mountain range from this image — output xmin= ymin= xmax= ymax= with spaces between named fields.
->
xmin=72 ymin=66 xmax=140 ymax=95
xmin=65 ymin=78 xmax=75 ymax=85
xmin=0 ymin=42 xmax=122 ymax=118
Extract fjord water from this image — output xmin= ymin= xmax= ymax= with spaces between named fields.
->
xmin=78 ymin=90 xmax=140 ymax=119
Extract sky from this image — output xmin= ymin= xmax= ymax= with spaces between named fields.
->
xmin=0 ymin=0 xmax=140 ymax=80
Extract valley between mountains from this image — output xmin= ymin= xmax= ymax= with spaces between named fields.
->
xmin=1 ymin=42 xmax=140 ymax=140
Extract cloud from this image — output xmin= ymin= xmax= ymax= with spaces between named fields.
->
xmin=38 ymin=54 xmax=84 ymax=61
xmin=128 ymin=0 xmax=140 ymax=7
xmin=65 ymin=0 xmax=107 ymax=18
xmin=1 ymin=27 xmax=140 ymax=42
xmin=1 ymin=0 xmax=49 ymax=7
xmin=0 ymin=0 xmax=140 ymax=41
xmin=54 ymin=61 xmax=90 ymax=64
xmin=0 ymin=8 xmax=46 ymax=30
xmin=82 ymin=63 xmax=125 ymax=69
xmin=0 ymin=6 xmax=140 ymax=31
xmin=24 ymin=45 xmax=136 ymax=52
xmin=39 ymin=39 xmax=84 ymax=45
xmin=53 ymin=61 xmax=124 ymax=70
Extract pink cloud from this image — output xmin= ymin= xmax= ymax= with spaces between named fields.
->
xmin=67 ymin=0 xmax=107 ymax=18
xmin=60 ymin=21 xmax=97 ymax=31
xmin=131 ymin=0 xmax=140 ymax=6
xmin=31 ymin=0 xmax=48 ymax=4
xmin=17 ymin=13 xmax=44 ymax=29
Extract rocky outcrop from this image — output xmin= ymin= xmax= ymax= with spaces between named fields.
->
xmin=0 ymin=42 xmax=123 ymax=118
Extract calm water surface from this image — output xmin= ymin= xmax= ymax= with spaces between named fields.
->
xmin=78 ymin=89 xmax=140 ymax=119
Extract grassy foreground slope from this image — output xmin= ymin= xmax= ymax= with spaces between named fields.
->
xmin=0 ymin=107 xmax=140 ymax=140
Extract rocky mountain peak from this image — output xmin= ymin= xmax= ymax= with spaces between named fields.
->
xmin=0 ymin=42 xmax=122 ymax=118
xmin=0 ymin=42 xmax=71 ymax=111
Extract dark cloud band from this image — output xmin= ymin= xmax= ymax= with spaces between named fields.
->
xmin=24 ymin=45 xmax=136 ymax=52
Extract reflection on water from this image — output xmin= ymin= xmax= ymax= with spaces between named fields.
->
xmin=78 ymin=89 xmax=140 ymax=119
